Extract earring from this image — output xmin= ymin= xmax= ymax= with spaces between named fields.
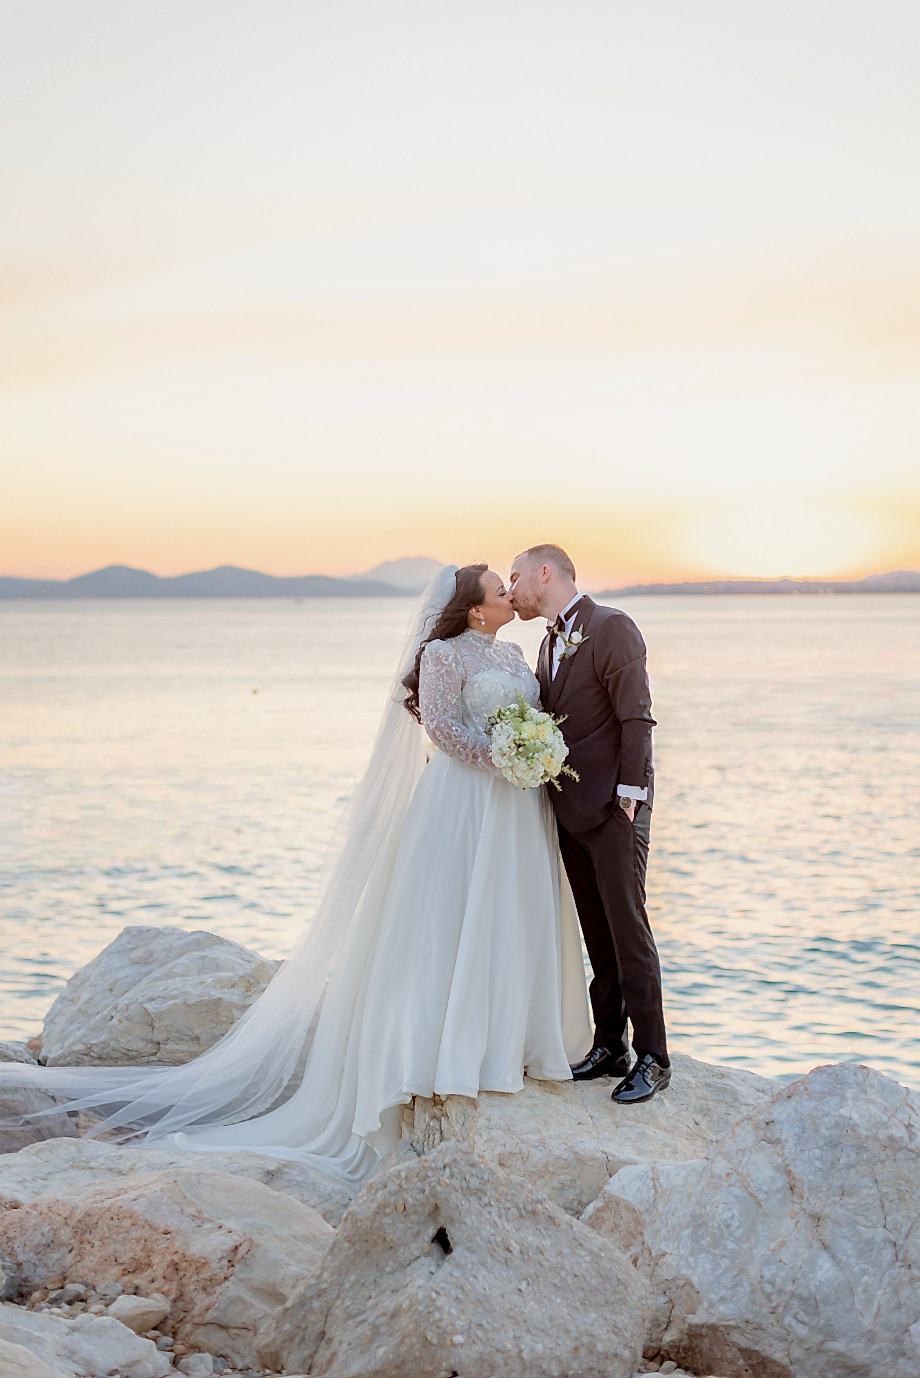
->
xmin=479 ymin=616 xmax=486 ymax=626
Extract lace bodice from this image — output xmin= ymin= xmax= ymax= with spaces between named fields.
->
xmin=418 ymin=628 xmax=541 ymax=774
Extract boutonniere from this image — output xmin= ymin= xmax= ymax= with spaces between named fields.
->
xmin=559 ymin=625 xmax=590 ymax=659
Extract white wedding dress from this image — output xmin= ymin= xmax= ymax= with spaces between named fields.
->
xmin=0 ymin=571 xmax=592 ymax=1185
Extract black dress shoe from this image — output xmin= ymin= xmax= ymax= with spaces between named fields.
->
xmin=570 ymin=1045 xmax=632 ymax=1081
xmin=611 ymin=1051 xmax=671 ymax=1104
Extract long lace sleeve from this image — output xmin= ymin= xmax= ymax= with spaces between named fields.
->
xmin=418 ymin=639 xmax=498 ymax=773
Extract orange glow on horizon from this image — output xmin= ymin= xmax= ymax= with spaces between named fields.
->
xmin=3 ymin=488 xmax=917 ymax=587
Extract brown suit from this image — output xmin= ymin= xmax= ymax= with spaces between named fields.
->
xmin=537 ymin=595 xmax=668 ymax=1062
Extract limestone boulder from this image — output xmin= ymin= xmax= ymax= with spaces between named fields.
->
xmin=260 ymin=1138 xmax=650 ymax=1378
xmin=0 ymin=1042 xmax=76 ymax=1155
xmin=400 ymin=1051 xmax=775 ymax=1215
xmin=0 ymin=1134 xmax=353 ymax=1225
xmin=584 ymin=1063 xmax=920 ymax=1378
xmin=40 ymin=924 xmax=281 ymax=1066
xmin=106 ymin=1291 xmax=170 ymax=1334
xmin=0 ymin=1166 xmax=333 ymax=1368
xmin=0 ymin=1335 xmax=70 ymax=1378
xmin=0 ymin=1300 xmax=172 ymax=1377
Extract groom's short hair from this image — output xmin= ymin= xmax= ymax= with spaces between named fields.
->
xmin=518 ymin=543 xmax=576 ymax=581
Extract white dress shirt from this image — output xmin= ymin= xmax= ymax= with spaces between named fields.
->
xmin=550 ymin=592 xmax=585 ymax=679
xmin=549 ymin=590 xmax=648 ymax=803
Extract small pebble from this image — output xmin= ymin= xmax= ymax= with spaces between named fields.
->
xmin=659 ymin=1364 xmax=679 ymax=1375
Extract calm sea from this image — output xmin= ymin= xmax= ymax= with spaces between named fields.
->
xmin=1 ymin=595 xmax=918 ymax=1089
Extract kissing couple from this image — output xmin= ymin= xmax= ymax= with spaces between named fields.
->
xmin=0 ymin=544 xmax=670 ymax=1185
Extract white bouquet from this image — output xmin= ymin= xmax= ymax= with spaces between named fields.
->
xmin=486 ymin=692 xmax=580 ymax=791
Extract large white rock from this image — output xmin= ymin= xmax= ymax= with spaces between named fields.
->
xmin=585 ymin=1063 xmax=920 ymax=1378
xmin=0 ymin=1334 xmax=70 ymax=1378
xmin=0 ymin=1301 xmax=172 ymax=1377
xmin=0 ymin=1042 xmax=76 ymax=1155
xmin=0 ymin=1134 xmax=353 ymax=1225
xmin=400 ymin=1052 xmax=775 ymax=1215
xmin=40 ymin=925 xmax=281 ymax=1066
xmin=0 ymin=1166 xmax=333 ymax=1368
xmin=260 ymin=1139 xmax=651 ymax=1378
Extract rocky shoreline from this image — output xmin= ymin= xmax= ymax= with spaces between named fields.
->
xmin=1 ymin=925 xmax=917 ymax=1378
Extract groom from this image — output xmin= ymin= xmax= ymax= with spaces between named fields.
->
xmin=509 ymin=543 xmax=670 ymax=1104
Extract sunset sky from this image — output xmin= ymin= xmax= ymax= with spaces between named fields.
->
xmin=3 ymin=1 xmax=919 ymax=589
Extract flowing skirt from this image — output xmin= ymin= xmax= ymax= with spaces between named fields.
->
xmin=160 ymin=749 xmax=593 ymax=1181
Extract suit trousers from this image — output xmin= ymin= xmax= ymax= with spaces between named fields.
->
xmin=557 ymin=802 xmax=668 ymax=1063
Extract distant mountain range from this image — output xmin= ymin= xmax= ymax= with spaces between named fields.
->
xmin=1 ymin=559 xmax=917 ymax=599
xmin=597 ymin=571 xmax=920 ymax=596
xmin=345 ymin=556 xmax=445 ymax=591
xmin=0 ymin=557 xmax=448 ymax=599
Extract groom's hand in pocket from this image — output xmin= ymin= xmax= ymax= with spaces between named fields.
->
xmin=617 ymin=796 xmax=637 ymax=823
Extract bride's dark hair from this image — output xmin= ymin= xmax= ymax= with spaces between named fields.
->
xmin=402 ymin=562 xmax=488 ymax=722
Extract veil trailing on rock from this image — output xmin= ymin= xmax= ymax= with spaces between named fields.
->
xmin=0 ymin=564 xmax=462 ymax=1176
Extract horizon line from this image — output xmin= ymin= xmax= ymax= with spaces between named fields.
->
xmin=2 ymin=559 xmax=918 ymax=588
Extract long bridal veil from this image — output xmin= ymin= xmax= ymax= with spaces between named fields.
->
xmin=0 ymin=565 xmax=464 ymax=1160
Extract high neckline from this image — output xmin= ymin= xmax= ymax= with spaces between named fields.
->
xmin=463 ymin=626 xmax=496 ymax=641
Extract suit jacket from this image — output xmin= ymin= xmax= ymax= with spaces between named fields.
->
xmin=537 ymin=595 xmax=656 ymax=833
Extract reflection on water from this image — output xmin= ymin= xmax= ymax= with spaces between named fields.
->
xmin=1 ymin=594 xmax=918 ymax=1088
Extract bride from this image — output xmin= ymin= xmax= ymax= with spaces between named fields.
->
xmin=0 ymin=563 xmax=592 ymax=1184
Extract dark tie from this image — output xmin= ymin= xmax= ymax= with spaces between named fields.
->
xmin=545 ymin=615 xmax=566 ymax=679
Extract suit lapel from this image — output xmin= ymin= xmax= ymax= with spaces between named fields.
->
xmin=546 ymin=595 xmax=597 ymax=711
